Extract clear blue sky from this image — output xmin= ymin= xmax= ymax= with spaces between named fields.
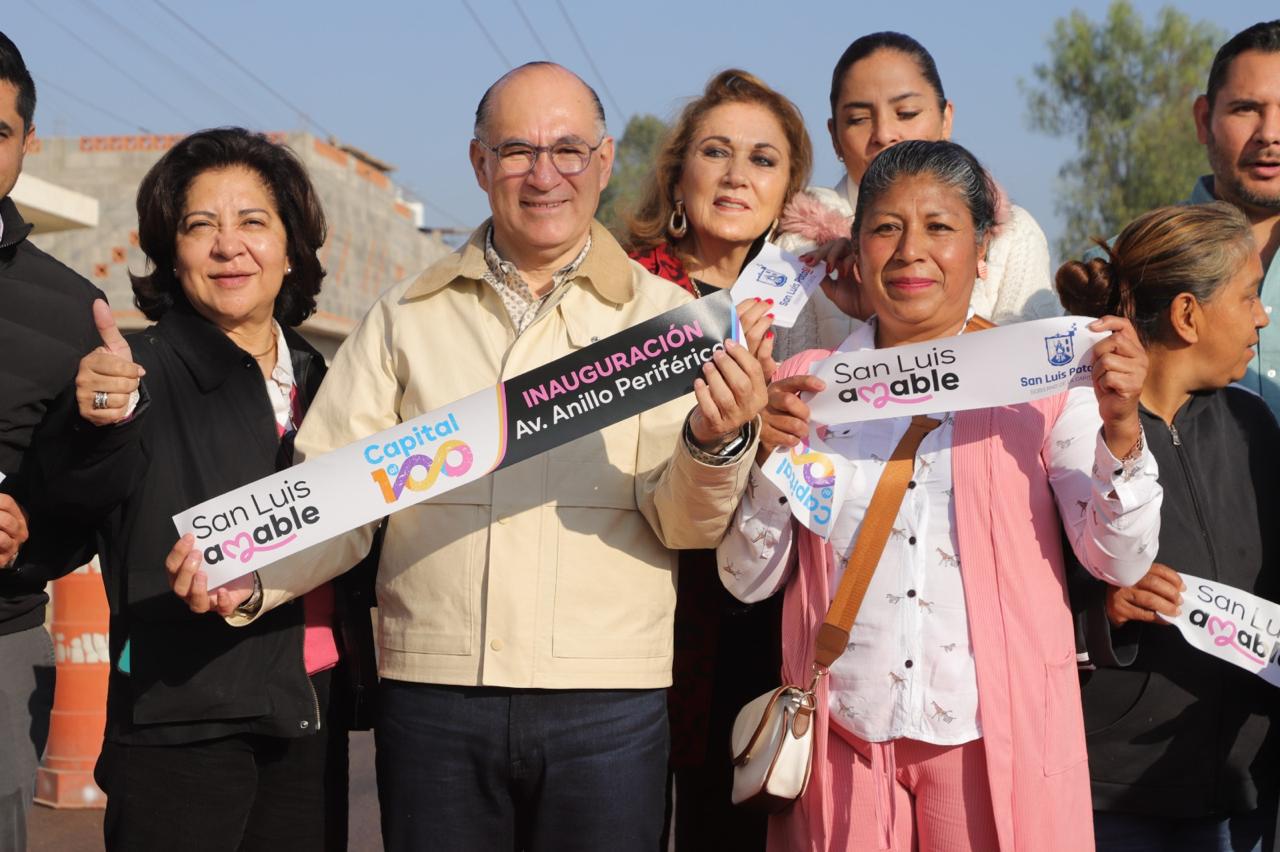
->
xmin=4 ymin=0 xmax=1268 ymax=261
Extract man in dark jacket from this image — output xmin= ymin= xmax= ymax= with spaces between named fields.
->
xmin=0 ymin=30 xmax=105 ymax=851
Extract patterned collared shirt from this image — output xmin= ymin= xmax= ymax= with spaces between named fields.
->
xmin=482 ymin=227 xmax=591 ymax=334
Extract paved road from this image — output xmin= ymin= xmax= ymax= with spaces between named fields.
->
xmin=28 ymin=730 xmax=383 ymax=851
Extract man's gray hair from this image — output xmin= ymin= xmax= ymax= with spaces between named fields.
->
xmin=473 ymin=61 xmax=607 ymax=141
xmin=852 ymin=140 xmax=998 ymax=243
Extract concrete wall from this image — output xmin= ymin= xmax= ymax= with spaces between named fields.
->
xmin=21 ymin=132 xmax=453 ymax=359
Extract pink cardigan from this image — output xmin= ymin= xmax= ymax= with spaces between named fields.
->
xmin=769 ymin=350 xmax=1093 ymax=852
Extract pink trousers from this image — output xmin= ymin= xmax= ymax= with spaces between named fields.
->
xmin=824 ymin=726 xmax=1000 ymax=852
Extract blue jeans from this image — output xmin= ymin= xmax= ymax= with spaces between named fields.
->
xmin=1094 ymin=808 xmax=1276 ymax=852
xmin=375 ymin=681 xmax=669 ymax=852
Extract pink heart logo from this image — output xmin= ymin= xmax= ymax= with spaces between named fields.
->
xmin=858 ymin=383 xmax=891 ymax=409
xmin=1207 ymin=615 xmax=1237 ymax=646
xmin=222 ymin=531 xmax=254 ymax=564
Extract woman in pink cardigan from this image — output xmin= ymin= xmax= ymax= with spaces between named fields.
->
xmin=717 ymin=140 xmax=1163 ymax=852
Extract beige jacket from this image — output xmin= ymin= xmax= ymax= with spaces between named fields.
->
xmin=242 ymin=220 xmax=754 ymax=688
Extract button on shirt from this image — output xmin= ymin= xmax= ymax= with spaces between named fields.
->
xmin=720 ymin=318 xmax=1162 ymax=746
xmin=819 ymin=410 xmax=979 ymax=745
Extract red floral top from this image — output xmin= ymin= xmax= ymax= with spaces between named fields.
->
xmin=628 ymin=242 xmax=698 ymax=299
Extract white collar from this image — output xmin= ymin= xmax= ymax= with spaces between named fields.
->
xmin=267 ymin=322 xmax=294 ymax=388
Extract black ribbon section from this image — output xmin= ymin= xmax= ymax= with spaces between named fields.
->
xmin=499 ymin=289 xmax=735 ymax=466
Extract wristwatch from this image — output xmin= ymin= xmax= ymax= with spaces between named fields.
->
xmin=684 ymin=419 xmax=753 ymax=466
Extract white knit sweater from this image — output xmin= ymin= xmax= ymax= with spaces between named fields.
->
xmin=774 ymin=175 xmax=1061 ymax=361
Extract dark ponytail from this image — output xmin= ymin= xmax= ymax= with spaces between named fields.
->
xmin=1055 ymin=202 xmax=1253 ymax=343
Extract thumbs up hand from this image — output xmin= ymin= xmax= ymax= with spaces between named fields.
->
xmin=76 ymin=300 xmax=146 ymax=426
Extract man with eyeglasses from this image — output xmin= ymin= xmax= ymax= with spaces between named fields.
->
xmin=172 ymin=61 xmax=770 ymax=849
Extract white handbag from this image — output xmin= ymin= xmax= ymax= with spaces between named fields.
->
xmin=729 ymin=684 xmax=817 ymax=808
xmin=729 ymin=414 xmax=943 ymax=811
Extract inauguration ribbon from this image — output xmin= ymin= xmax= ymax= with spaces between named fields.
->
xmin=763 ymin=316 xmax=1109 ymax=536
xmin=1164 ymin=573 xmax=1280 ymax=688
xmin=176 ymin=244 xmax=826 ymax=587
xmin=177 ymin=290 xmax=736 ymax=587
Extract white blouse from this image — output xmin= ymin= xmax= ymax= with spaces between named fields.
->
xmin=718 ymin=319 xmax=1162 ymax=746
xmin=263 ymin=322 xmax=296 ymax=432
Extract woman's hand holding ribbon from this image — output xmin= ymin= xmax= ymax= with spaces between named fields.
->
xmin=1087 ymin=315 xmax=1148 ymax=458
xmin=165 ymin=533 xmax=255 ymax=617
xmin=1106 ymin=562 xmax=1185 ymax=627
xmin=756 ymin=374 xmax=826 ymax=465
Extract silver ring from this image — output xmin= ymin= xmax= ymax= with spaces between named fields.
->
xmin=93 ymin=391 xmax=109 ymax=410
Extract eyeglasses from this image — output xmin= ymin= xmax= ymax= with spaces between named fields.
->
xmin=473 ymin=137 xmax=604 ymax=176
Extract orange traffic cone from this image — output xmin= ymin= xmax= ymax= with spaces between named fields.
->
xmin=34 ymin=559 xmax=109 ymax=808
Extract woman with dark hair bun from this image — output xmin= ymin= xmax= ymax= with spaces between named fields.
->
xmin=719 ymin=140 xmax=1162 ymax=851
xmin=46 ymin=127 xmax=375 ymax=851
xmin=1063 ymin=203 xmax=1280 ymax=851
xmin=772 ymin=31 xmax=1059 ymax=361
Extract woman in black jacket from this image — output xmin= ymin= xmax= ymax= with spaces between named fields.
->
xmin=49 ymin=128 xmax=375 ymax=852
xmin=1059 ymin=202 xmax=1279 ymax=852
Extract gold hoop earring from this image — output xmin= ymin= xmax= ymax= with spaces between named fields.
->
xmin=667 ymin=200 xmax=688 ymax=240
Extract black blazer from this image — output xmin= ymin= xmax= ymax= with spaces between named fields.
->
xmin=38 ymin=304 xmax=376 ymax=745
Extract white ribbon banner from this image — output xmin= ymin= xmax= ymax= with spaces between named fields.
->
xmin=807 ymin=316 xmax=1107 ymax=426
xmin=726 ymin=242 xmax=826 ymax=329
xmin=172 ymin=245 xmax=821 ymax=589
xmin=1166 ymin=573 xmax=1280 ymax=687
xmin=759 ymin=432 xmax=853 ymax=540
xmin=765 ymin=317 xmax=1108 ymax=536
xmin=177 ymin=385 xmax=508 ymax=588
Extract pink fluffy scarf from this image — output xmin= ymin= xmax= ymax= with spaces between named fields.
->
xmin=778 ymin=179 xmax=1012 ymax=246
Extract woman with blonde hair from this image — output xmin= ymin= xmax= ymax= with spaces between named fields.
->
xmin=623 ymin=69 xmax=811 ymax=851
xmin=626 ymin=68 xmax=812 ymax=294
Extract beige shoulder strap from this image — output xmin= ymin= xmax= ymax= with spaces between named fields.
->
xmin=811 ymin=315 xmax=993 ymax=670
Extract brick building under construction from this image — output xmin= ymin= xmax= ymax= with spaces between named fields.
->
xmin=19 ymin=131 xmax=452 ymax=359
